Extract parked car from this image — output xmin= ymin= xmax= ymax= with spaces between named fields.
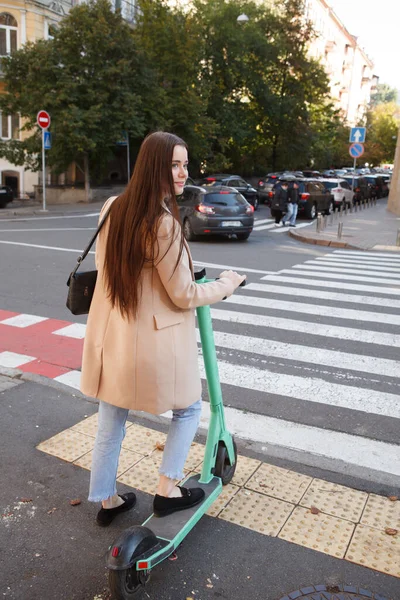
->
xmin=319 ymin=178 xmax=354 ymax=209
xmin=201 ymin=174 xmax=259 ymax=210
xmin=342 ymin=176 xmax=370 ymax=204
xmin=269 ymin=179 xmax=332 ymax=220
xmin=256 ymin=173 xmax=282 ymax=204
xmin=177 ymin=185 xmax=254 ymax=241
xmin=0 ymin=185 xmax=14 ymax=208
xmin=302 ymin=170 xmax=322 ymax=179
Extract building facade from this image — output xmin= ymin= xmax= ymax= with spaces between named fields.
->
xmin=305 ymin=0 xmax=377 ymax=125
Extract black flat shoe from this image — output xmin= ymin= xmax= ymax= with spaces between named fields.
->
xmin=96 ymin=493 xmax=137 ymax=527
xmin=153 ymin=486 xmax=205 ymax=518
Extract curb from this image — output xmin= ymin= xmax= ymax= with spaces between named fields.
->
xmin=289 ymin=228 xmax=359 ymax=249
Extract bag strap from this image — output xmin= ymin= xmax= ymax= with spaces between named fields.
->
xmin=69 ymin=204 xmax=112 ymax=278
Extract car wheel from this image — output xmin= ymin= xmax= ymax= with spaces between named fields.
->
xmin=237 ymin=232 xmax=250 ymax=241
xmin=325 ymin=200 xmax=334 ymax=215
xmin=304 ymin=203 xmax=317 ymax=220
xmin=252 ymin=197 xmax=259 ymax=211
xmin=183 ymin=218 xmax=197 ymax=241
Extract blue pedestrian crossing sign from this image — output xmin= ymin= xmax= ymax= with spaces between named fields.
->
xmin=349 ymin=127 xmax=366 ymax=143
xmin=43 ymin=131 xmax=52 ymax=150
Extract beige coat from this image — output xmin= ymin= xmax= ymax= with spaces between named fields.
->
xmin=80 ymin=196 xmax=236 ymax=414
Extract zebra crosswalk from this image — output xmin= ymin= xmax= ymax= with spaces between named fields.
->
xmin=198 ymin=249 xmax=400 ymax=486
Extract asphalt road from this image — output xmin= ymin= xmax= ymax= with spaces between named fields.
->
xmin=1 ymin=203 xmax=400 ymax=488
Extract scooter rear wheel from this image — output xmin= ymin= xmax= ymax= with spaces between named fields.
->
xmin=214 ymin=439 xmax=237 ymax=485
xmin=109 ymin=568 xmax=150 ymax=599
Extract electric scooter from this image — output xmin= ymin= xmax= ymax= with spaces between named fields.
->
xmin=105 ymin=268 xmax=243 ymax=599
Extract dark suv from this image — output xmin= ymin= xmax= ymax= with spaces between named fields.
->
xmin=269 ymin=179 xmax=332 ymax=220
xmin=201 ymin=175 xmax=259 ymax=210
xmin=257 ymin=173 xmax=282 ymax=204
xmin=177 ymin=185 xmax=254 ymax=241
xmin=0 ymin=185 xmax=14 ymax=208
xmin=342 ymin=176 xmax=370 ymax=203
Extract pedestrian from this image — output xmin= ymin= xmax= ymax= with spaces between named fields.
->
xmin=80 ymin=131 xmax=246 ymax=526
xmin=272 ymin=181 xmax=288 ymax=226
xmin=282 ymin=182 xmax=299 ymax=228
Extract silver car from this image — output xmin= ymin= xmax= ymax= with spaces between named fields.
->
xmin=320 ymin=178 xmax=354 ymax=209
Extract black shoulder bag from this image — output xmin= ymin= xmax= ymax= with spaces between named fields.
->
xmin=66 ymin=207 xmax=111 ymax=316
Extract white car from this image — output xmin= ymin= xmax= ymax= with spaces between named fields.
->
xmin=320 ymin=179 xmax=354 ymax=209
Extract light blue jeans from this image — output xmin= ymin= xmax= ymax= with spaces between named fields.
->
xmin=88 ymin=398 xmax=202 ymax=502
xmin=282 ymin=202 xmax=298 ymax=225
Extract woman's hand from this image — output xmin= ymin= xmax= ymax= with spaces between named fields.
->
xmin=219 ymin=270 xmax=246 ymax=290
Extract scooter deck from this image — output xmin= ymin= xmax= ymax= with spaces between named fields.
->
xmin=143 ymin=474 xmax=221 ymax=542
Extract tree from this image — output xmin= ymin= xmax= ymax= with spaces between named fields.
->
xmin=0 ymin=0 xmax=146 ymax=199
xmin=370 ymin=83 xmax=398 ymax=108
xmin=363 ymin=102 xmax=399 ymax=165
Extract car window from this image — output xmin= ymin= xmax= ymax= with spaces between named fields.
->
xmin=308 ymin=182 xmax=320 ymax=193
xmin=322 ymin=181 xmax=338 ymax=190
xmin=228 ymin=179 xmax=241 ymax=187
xmin=237 ymin=179 xmax=248 ymax=187
xmin=340 ymin=180 xmax=350 ymax=189
xmin=181 ymin=187 xmax=200 ymax=203
xmin=203 ymin=192 xmax=247 ymax=206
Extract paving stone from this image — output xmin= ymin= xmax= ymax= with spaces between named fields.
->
xmin=246 ymin=463 xmax=312 ymax=504
xmin=345 ymin=524 xmax=400 ymax=578
xmin=300 ymin=479 xmax=368 ymax=523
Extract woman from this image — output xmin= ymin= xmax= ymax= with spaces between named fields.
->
xmin=81 ymin=131 xmax=246 ymax=526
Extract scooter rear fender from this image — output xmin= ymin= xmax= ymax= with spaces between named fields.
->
xmin=106 ymin=525 xmax=160 ymax=571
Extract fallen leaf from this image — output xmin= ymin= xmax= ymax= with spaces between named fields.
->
xmin=388 ymin=496 xmax=398 ymax=502
xmin=20 ymin=498 xmax=32 ymax=503
xmin=385 ymin=528 xmax=398 ymax=536
xmin=47 ymin=508 xmax=57 ymax=515
xmin=146 ymin=432 xmax=151 ymax=437
xmin=206 ymin=584 xmax=213 ymax=589
xmin=310 ymin=506 xmax=320 ymax=515
xmin=155 ymin=441 xmax=165 ymax=451
xmin=69 ymin=499 xmax=81 ymax=506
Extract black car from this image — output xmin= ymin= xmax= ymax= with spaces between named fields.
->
xmin=177 ymin=185 xmax=254 ymax=241
xmin=0 ymin=185 xmax=14 ymax=208
xmin=256 ymin=173 xmax=281 ymax=204
xmin=342 ymin=176 xmax=370 ymax=203
xmin=201 ymin=174 xmax=259 ymax=210
xmin=269 ymin=179 xmax=332 ymax=220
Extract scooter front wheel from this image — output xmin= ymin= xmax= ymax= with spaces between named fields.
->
xmin=215 ymin=439 xmax=237 ymax=485
xmin=109 ymin=567 xmax=150 ymax=600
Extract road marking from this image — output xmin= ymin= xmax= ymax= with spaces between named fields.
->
xmin=271 ymin=222 xmax=312 ymax=233
xmin=192 ymin=261 xmax=273 ymax=275
xmin=54 ymin=370 xmax=82 ymax=389
xmin=0 ymin=212 xmax=100 ymax=222
xmin=252 ymin=223 xmax=277 ymax=231
xmin=0 ymin=350 xmax=36 ymax=368
xmin=0 ymin=227 xmax=97 ymax=233
xmin=225 ymin=293 xmax=400 ymax=325
xmin=279 ymin=268 xmax=400 ymax=285
xmin=204 ymin=329 xmax=400 ymax=379
xmin=260 ymin=274 xmax=400 ymax=296
xmin=52 ymin=323 xmax=87 ymax=339
xmin=253 ymin=218 xmax=274 ymax=225
xmin=0 ymin=240 xmax=94 ymax=254
xmin=334 ymin=250 xmax=400 ymax=260
xmin=293 ymin=263 xmax=400 ymax=280
xmin=0 ymin=314 xmax=48 ymax=328
xmin=246 ymin=282 xmax=400 ymax=309
xmin=211 ymin=307 xmax=400 ymax=346
xmin=313 ymin=257 xmax=400 ymax=269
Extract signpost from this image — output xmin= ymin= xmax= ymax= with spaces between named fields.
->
xmin=349 ymin=127 xmax=366 ymax=144
xmin=349 ymin=142 xmax=364 ymax=192
xmin=37 ymin=110 xmax=51 ymax=211
xmin=116 ymin=130 xmax=130 ymax=182
xmin=348 ymin=127 xmax=366 ymax=192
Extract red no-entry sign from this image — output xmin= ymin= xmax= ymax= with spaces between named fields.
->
xmin=37 ymin=110 xmax=51 ymax=129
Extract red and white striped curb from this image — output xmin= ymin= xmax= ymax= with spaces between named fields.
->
xmin=0 ymin=310 xmax=83 ymax=389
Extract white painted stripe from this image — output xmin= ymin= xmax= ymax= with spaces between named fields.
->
xmin=204 ymin=329 xmax=400 ymax=379
xmin=56 ymin=367 xmax=400 ymax=476
xmin=260 ymin=274 xmax=400 ymax=296
xmin=280 ymin=268 xmax=400 ymax=286
xmin=0 ymin=212 xmax=100 ymax=222
xmin=334 ymin=250 xmax=400 ymax=260
xmin=211 ymin=307 xmax=400 ymax=346
xmin=246 ymin=282 xmax=400 ymax=310
xmin=52 ymin=323 xmax=87 ymax=339
xmin=54 ymin=370 xmax=82 ymax=389
xmin=198 ymin=403 xmax=400 ymax=478
xmin=253 ymin=218 xmax=274 ymax=225
xmin=315 ymin=256 xmax=400 ymax=268
xmin=192 ymin=261 xmax=273 ymax=275
xmin=0 ymin=240 xmax=94 ymax=254
xmin=0 ymin=314 xmax=48 ymax=328
xmin=294 ymin=263 xmax=400 ymax=280
xmin=252 ymin=223 xmax=277 ymax=231
xmin=311 ymin=259 xmax=400 ymax=273
xmin=271 ymin=222 xmax=312 ymax=233
xmin=0 ymin=350 xmax=35 ymax=368
xmin=0 ymin=228 xmax=97 ymax=233
xmin=224 ymin=293 xmax=400 ymax=326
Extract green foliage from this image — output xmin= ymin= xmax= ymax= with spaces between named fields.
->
xmin=363 ymin=102 xmax=399 ymax=165
xmin=370 ymin=83 xmax=398 ymax=108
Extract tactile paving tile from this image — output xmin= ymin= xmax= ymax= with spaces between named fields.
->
xmin=346 ymin=524 xmax=400 ymax=577
xmin=37 ymin=429 xmax=95 ymax=462
xmin=278 ymin=506 xmax=355 ymax=559
xmin=122 ymin=423 xmax=166 ymax=455
xmin=360 ymin=494 xmax=400 ymax=530
xmin=207 ymin=484 xmax=240 ymax=517
xmin=231 ymin=455 xmax=262 ymax=487
xmin=117 ymin=454 xmax=163 ymax=494
xmin=74 ymin=447 xmax=143 ymax=476
xmin=219 ymin=489 xmax=294 ymax=536
xmin=246 ymin=463 xmax=312 ymax=504
xmin=71 ymin=414 xmax=99 ymax=437
xmin=300 ymin=478 xmax=368 ymax=523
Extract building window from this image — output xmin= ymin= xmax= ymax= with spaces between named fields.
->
xmin=1 ymin=113 xmax=20 ymax=140
xmin=47 ymin=24 xmax=58 ymax=40
xmin=0 ymin=13 xmax=17 ymax=57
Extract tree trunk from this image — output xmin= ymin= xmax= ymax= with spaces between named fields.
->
xmin=83 ymin=153 xmax=91 ymax=203
xmin=271 ymin=135 xmax=279 ymax=171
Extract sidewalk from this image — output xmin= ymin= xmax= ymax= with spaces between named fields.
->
xmin=1 ymin=374 xmax=398 ymax=600
xmin=0 ymin=200 xmax=105 ymax=217
xmin=289 ymin=199 xmax=400 ymax=251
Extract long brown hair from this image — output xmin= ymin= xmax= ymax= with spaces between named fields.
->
xmin=104 ymin=131 xmax=186 ymax=318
